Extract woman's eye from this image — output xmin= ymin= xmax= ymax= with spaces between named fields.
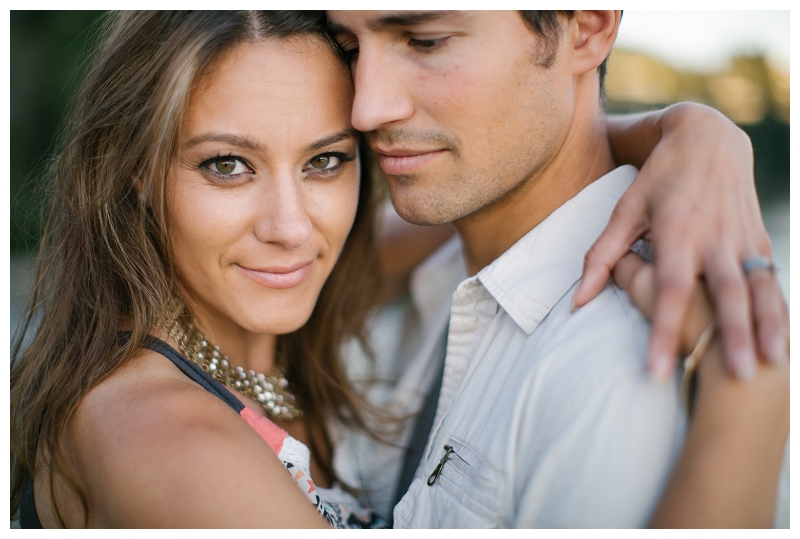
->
xmin=198 ymin=155 xmax=253 ymax=179
xmin=309 ymin=154 xmax=341 ymax=170
xmin=210 ymin=157 xmax=249 ymax=175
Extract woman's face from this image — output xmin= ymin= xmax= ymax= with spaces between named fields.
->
xmin=167 ymin=37 xmax=359 ymax=337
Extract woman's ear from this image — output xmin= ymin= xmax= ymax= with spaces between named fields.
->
xmin=569 ymin=10 xmax=621 ymax=76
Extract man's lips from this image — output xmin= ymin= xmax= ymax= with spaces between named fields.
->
xmin=237 ymin=261 xmax=313 ymax=289
xmin=376 ymin=149 xmax=445 ymax=176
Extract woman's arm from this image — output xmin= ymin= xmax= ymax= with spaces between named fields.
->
xmin=56 ymin=351 xmax=330 ymax=528
xmin=650 ymin=339 xmax=788 ymax=528
xmin=613 ymin=253 xmax=789 ymax=528
xmin=577 ymin=103 xmax=787 ymax=383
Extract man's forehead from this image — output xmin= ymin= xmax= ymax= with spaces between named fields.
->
xmin=326 ymin=10 xmax=470 ymax=35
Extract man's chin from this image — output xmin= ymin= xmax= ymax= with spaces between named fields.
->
xmin=389 ymin=191 xmax=459 ymax=227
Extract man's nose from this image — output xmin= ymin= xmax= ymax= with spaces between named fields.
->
xmin=253 ymin=174 xmax=313 ymax=250
xmin=350 ymin=46 xmax=414 ymax=133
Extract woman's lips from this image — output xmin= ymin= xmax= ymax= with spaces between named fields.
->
xmin=378 ymin=150 xmax=444 ymax=176
xmin=237 ymin=261 xmax=313 ymax=289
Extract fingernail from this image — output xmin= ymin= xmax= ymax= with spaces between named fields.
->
xmin=764 ymin=335 xmax=788 ymax=364
xmin=570 ymin=286 xmax=581 ymax=313
xmin=649 ymin=353 xmax=672 ymax=382
xmin=733 ymin=350 xmax=757 ymax=381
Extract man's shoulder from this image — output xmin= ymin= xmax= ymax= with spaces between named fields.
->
xmin=505 ymin=276 xmax=683 ymax=441
xmin=505 ymin=282 xmax=685 ymax=528
xmin=519 ymin=279 xmax=650 ymax=386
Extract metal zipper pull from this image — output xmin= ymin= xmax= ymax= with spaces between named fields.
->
xmin=427 ymin=445 xmax=455 ymax=486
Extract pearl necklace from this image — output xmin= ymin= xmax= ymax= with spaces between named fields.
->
xmin=167 ymin=316 xmax=302 ymax=421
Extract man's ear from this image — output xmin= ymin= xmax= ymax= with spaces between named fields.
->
xmin=569 ymin=11 xmax=620 ymax=76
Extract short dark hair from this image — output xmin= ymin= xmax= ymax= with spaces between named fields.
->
xmin=520 ymin=11 xmax=609 ymax=99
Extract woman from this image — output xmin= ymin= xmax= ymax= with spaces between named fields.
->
xmin=12 ymin=11 xmax=383 ymax=528
xmin=10 ymin=11 xmax=787 ymax=528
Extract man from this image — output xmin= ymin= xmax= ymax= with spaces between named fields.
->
xmin=326 ymin=11 xmax=787 ymax=527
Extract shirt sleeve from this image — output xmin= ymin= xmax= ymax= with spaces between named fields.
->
xmin=511 ymin=287 xmax=687 ymax=528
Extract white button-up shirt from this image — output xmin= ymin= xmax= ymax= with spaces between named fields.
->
xmin=333 ymin=233 xmax=465 ymax=518
xmin=334 ymin=166 xmax=687 ymax=527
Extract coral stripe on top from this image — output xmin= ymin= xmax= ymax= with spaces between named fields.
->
xmin=240 ymin=406 xmax=287 ymax=455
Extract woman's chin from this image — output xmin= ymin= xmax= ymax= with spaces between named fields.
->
xmin=239 ymin=309 xmax=313 ymax=336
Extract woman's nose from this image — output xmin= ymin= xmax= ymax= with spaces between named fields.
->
xmin=253 ymin=174 xmax=313 ymax=249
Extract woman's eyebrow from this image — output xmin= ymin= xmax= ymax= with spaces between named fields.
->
xmin=183 ymin=133 xmax=265 ymax=151
xmin=183 ymin=130 xmax=357 ymax=153
xmin=306 ymin=129 xmax=358 ymax=152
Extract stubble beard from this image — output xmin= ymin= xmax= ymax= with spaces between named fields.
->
xmin=386 ymin=146 xmax=553 ymax=228
xmin=369 ymin=106 xmax=556 ymax=228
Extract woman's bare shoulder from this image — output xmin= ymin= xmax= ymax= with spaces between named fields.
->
xmin=69 ymin=345 xmax=224 ymax=444
xmin=60 ymin=346 xmax=327 ymax=528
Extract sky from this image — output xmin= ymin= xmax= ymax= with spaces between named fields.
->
xmin=615 ymin=11 xmax=790 ymax=72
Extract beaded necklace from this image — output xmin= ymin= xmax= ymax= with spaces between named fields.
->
xmin=167 ymin=316 xmax=302 ymax=421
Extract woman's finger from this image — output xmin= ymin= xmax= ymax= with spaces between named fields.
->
xmin=703 ymin=249 xmax=758 ymax=380
xmin=574 ymin=184 xmax=648 ymax=310
xmin=748 ymin=266 xmax=788 ymax=364
xmin=647 ymin=237 xmax=698 ymax=380
xmin=612 ymin=251 xmax=654 ymax=318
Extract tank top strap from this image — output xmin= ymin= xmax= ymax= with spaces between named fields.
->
xmin=119 ymin=332 xmax=245 ymax=414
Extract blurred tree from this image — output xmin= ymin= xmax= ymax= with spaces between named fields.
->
xmin=10 ymin=10 xmax=105 ymax=253
xmin=740 ymin=116 xmax=790 ymax=201
xmin=606 ymin=48 xmax=789 ymax=203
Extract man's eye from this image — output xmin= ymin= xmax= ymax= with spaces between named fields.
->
xmin=409 ymin=37 xmax=448 ymax=51
xmin=412 ymin=39 xmax=438 ymax=48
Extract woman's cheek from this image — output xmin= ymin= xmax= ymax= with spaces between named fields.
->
xmin=168 ymin=177 xmax=249 ymax=270
xmin=310 ymin=175 xmax=360 ymax=257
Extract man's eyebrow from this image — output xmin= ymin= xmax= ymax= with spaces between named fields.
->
xmin=306 ymin=129 xmax=358 ymax=153
xmin=370 ymin=11 xmax=453 ymax=31
xmin=328 ymin=11 xmax=454 ymax=35
xmin=183 ymin=133 xmax=264 ymax=152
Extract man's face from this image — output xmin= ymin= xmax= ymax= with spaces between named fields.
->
xmin=328 ymin=11 xmax=575 ymax=226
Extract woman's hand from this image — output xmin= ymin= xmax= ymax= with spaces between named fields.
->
xmin=613 ymin=251 xmax=713 ymax=355
xmin=613 ymin=251 xmax=789 ymax=528
xmin=575 ymin=103 xmax=788 ymax=382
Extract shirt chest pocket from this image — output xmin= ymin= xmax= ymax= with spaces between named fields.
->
xmin=426 ymin=437 xmax=508 ymax=528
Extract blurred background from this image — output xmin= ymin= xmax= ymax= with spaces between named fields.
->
xmin=608 ymin=11 xmax=790 ymax=303
xmin=10 ymin=10 xmax=790 ymax=328
xmin=6 ymin=9 xmax=791 ymax=528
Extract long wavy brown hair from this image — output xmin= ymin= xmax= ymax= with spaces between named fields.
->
xmin=10 ymin=11 xmax=381 ymax=526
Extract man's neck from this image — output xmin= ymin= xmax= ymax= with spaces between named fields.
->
xmin=455 ymin=109 xmax=615 ymax=276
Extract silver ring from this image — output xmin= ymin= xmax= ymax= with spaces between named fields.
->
xmin=742 ymin=255 xmax=775 ymax=276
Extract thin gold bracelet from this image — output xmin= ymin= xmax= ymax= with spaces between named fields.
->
xmin=681 ymin=322 xmax=716 ymax=414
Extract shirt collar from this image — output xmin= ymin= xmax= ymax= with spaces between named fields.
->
xmin=477 ymin=165 xmax=638 ymax=335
